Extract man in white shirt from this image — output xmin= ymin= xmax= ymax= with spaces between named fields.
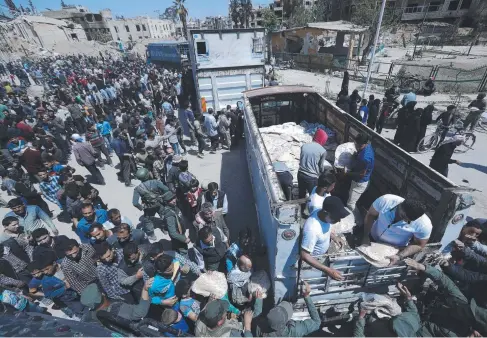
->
xmin=362 ymin=194 xmax=432 ymax=266
xmin=300 ymin=196 xmax=350 ymax=281
xmin=307 ymin=171 xmax=337 ymax=214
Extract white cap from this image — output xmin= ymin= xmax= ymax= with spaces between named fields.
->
xmin=71 ymin=134 xmax=83 ymax=142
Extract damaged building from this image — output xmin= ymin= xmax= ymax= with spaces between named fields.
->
xmin=1 ymin=15 xmax=87 ymax=50
xmin=271 ymin=21 xmax=369 ymax=68
xmin=42 ymin=6 xmax=113 ymax=42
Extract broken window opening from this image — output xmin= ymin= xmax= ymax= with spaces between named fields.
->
xmin=196 ymin=41 xmax=207 ymax=55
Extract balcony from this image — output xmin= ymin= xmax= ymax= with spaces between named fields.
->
xmin=401 ymin=4 xmax=469 ymax=21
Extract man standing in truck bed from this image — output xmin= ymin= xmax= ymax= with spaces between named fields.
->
xmin=297 ymin=129 xmax=332 ymax=218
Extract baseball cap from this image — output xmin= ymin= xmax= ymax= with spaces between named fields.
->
xmin=80 ymin=283 xmax=103 ymax=310
xmin=266 ymin=301 xmax=293 ymax=331
xmin=200 ymin=299 xmax=228 ymax=328
xmin=322 ymin=196 xmax=350 ymax=221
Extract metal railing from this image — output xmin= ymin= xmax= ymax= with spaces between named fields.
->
xmin=273 ymin=51 xmax=487 ymax=93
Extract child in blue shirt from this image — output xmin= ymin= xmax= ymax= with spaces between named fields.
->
xmin=148 ymin=254 xmax=178 ymax=307
xmin=28 ymin=250 xmax=84 ymax=318
xmin=161 ymin=308 xmax=189 ymax=337
xmin=175 ymin=279 xmax=200 ymax=323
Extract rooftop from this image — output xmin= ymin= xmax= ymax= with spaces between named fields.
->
xmin=279 ymin=20 xmax=369 ymax=33
xmin=10 ymin=15 xmax=76 ymax=28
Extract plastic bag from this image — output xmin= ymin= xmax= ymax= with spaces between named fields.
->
xmin=334 ymin=142 xmax=357 ymax=169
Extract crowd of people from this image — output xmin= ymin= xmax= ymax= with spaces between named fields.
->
xmin=336 ymin=71 xmax=487 ymax=178
xmin=0 ymin=51 xmax=487 ymax=337
xmin=0 ymin=53 xmax=275 ymax=337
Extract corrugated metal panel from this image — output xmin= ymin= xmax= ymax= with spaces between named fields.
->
xmin=250 ymin=73 xmax=263 ymax=89
xmin=198 ymin=77 xmax=214 ymax=109
xmin=215 ymin=74 xmax=247 ymax=109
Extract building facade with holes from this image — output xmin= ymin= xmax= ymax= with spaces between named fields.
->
xmin=108 ymin=17 xmax=176 ymax=42
xmin=42 ymin=6 xmax=113 ymax=42
xmin=188 ymin=28 xmax=266 ymax=111
xmin=400 ymin=0 xmax=482 ymax=23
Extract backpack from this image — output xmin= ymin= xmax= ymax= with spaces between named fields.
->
xmin=178 ymin=171 xmax=196 ymax=193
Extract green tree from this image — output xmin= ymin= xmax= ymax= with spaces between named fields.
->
xmin=350 ymin=0 xmax=400 ymax=63
xmin=60 ymin=0 xmax=66 ymax=7
xmin=262 ymin=7 xmax=280 ymax=31
xmin=159 ymin=6 xmax=178 ymax=22
xmin=173 ymin=0 xmax=188 ymax=40
xmin=230 ymin=0 xmax=254 ymax=28
xmin=287 ymin=0 xmax=333 ymax=28
xmin=262 ymin=7 xmax=280 ymax=61
xmin=288 ymin=4 xmax=315 ymax=28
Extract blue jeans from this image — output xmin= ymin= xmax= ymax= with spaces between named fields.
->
xmin=25 ymin=301 xmax=45 ymax=313
xmin=103 ymin=135 xmax=113 ymax=153
xmin=171 ymin=142 xmax=181 ymax=155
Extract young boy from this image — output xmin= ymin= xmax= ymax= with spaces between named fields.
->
xmin=161 ymin=308 xmax=189 ymax=337
xmin=148 ymin=254 xmax=179 ymax=307
xmin=149 ymin=254 xmax=191 ymax=306
xmin=175 ymin=279 xmax=200 ymax=323
xmin=28 ymin=250 xmax=84 ymax=318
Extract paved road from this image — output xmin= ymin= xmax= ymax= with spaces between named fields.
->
xmin=381 ymin=125 xmax=487 ymax=219
xmin=0 ymin=140 xmax=258 ymax=247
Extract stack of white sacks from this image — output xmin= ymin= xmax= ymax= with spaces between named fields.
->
xmin=259 ymin=121 xmax=337 ymax=191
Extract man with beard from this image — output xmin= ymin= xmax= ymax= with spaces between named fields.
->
xmin=6 ymin=198 xmax=58 ymax=235
xmin=103 ymin=208 xmax=134 ymax=230
xmin=193 ymin=202 xmax=230 ymax=245
xmin=118 ymin=242 xmax=148 ymax=302
xmin=31 ymin=227 xmax=70 ymax=261
xmin=60 ymin=239 xmax=98 ymax=295
xmin=0 ymin=216 xmax=32 ymax=245
xmin=88 ymin=223 xmax=113 ymax=245
xmin=93 ymin=241 xmax=135 ymax=304
xmin=76 ymin=203 xmax=108 ymax=244
xmin=109 ymin=223 xmax=149 ymax=250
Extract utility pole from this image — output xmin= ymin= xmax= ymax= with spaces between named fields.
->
xmin=362 ymin=0 xmax=387 ymax=98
